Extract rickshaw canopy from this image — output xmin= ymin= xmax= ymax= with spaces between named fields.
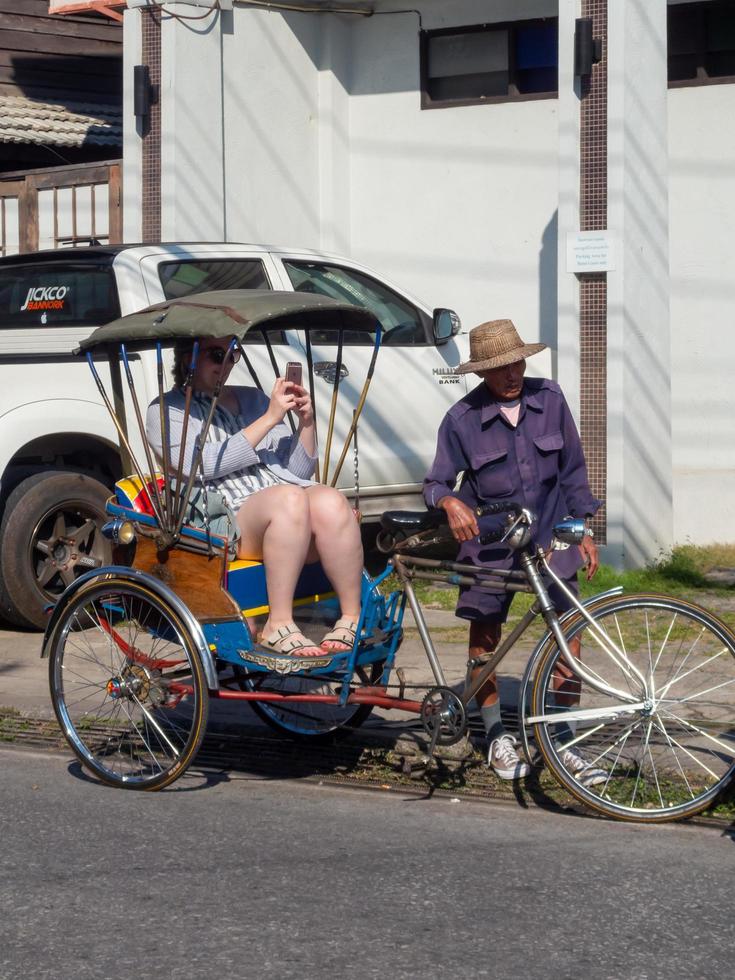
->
xmin=77 ymin=289 xmax=378 ymax=353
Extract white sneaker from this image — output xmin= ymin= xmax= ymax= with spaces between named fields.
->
xmin=561 ymin=747 xmax=608 ymax=788
xmin=488 ymin=735 xmax=531 ymax=780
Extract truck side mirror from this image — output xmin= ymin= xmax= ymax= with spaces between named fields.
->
xmin=433 ymin=308 xmax=461 ymax=344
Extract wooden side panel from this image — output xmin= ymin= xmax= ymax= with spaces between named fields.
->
xmin=107 ymin=162 xmax=121 ymax=244
xmin=132 ymin=538 xmax=243 ymax=624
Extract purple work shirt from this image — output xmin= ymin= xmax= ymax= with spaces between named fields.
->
xmin=424 ymin=378 xmax=600 ymax=617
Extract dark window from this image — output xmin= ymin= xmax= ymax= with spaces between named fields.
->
xmin=158 ymin=259 xmax=270 ymax=298
xmin=283 ymin=260 xmax=429 ymax=346
xmin=421 ymin=18 xmax=558 ymax=108
xmin=0 ymin=263 xmax=120 ymax=328
xmin=668 ymin=1 xmax=735 ymax=86
xmin=158 ymin=258 xmax=284 ymax=344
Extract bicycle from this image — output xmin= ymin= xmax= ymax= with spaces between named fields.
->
xmin=380 ymin=503 xmax=735 ymax=821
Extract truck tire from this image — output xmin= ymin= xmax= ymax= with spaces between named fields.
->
xmin=0 ymin=471 xmax=112 ymax=630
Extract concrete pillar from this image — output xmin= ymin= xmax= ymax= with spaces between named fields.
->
xmin=607 ymin=0 xmax=672 ymax=566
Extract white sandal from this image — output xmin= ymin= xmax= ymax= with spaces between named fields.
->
xmin=320 ymin=617 xmax=358 ymax=652
xmin=259 ymin=622 xmax=326 ymax=658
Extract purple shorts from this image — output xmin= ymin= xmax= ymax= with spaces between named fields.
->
xmin=455 ymin=568 xmax=579 ymax=624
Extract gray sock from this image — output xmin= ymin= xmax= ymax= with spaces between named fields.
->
xmin=480 ymin=701 xmax=505 ymax=744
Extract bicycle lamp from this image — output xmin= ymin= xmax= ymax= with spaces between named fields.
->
xmin=552 ymin=517 xmax=588 ymax=545
xmin=101 ymin=520 xmax=137 ymax=546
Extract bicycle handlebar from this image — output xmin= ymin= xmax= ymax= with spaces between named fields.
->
xmin=475 ymin=501 xmax=522 ymax=518
xmin=478 ymin=527 xmax=507 ymax=546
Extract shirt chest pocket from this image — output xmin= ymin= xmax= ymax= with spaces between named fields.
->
xmin=533 ymin=431 xmax=564 ymax=483
xmin=468 ymin=448 xmax=514 ymax=498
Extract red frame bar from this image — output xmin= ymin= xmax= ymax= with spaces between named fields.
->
xmin=210 ymin=688 xmax=424 ymax=714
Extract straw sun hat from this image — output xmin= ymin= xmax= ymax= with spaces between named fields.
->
xmin=456 ymin=319 xmax=546 ymax=375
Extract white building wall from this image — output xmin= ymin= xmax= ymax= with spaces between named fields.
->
xmin=668 ymin=84 xmax=735 ymax=544
xmin=221 ymin=10 xmax=323 ymax=246
xmin=347 ymin=1 xmax=559 ymax=351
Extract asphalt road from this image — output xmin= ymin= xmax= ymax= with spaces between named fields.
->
xmin=2 ymin=746 xmax=733 ymax=980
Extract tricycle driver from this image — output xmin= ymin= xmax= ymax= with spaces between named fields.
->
xmin=424 ymin=319 xmax=604 ymax=783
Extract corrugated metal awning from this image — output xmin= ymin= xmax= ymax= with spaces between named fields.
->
xmin=0 ymin=96 xmax=121 ymax=148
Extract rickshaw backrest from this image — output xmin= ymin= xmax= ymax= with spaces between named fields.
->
xmin=115 ymin=474 xmax=165 ymax=518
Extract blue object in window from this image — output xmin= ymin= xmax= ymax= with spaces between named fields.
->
xmin=516 ymin=21 xmax=558 ymax=70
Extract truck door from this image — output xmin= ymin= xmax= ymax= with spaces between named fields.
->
xmin=273 ymin=256 xmax=467 ymax=515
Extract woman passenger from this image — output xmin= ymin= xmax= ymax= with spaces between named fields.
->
xmin=145 ymin=336 xmax=363 ymax=658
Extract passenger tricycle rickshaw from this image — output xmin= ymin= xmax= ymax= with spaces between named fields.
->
xmin=43 ymin=290 xmax=735 ymax=822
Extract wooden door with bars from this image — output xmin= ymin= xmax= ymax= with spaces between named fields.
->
xmin=0 ymin=159 xmax=122 ymax=255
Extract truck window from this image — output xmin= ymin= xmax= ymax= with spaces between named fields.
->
xmin=158 ymin=258 xmax=270 ymax=298
xmin=282 ymin=260 xmax=430 ymax=346
xmin=0 ymin=263 xmax=120 ymax=328
xmin=158 ymin=259 xmax=284 ymax=344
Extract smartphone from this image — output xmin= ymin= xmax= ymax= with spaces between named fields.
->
xmin=284 ymin=362 xmax=302 ymax=387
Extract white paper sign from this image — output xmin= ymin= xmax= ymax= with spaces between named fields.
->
xmin=566 ymin=231 xmax=616 ymax=273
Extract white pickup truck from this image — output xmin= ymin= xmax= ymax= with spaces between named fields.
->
xmin=0 ymin=241 xmax=470 ymax=628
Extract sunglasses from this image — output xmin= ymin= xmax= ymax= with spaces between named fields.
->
xmin=204 ymin=346 xmax=241 ymax=365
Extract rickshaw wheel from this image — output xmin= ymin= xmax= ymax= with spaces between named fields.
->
xmin=237 ymin=662 xmax=384 ymax=742
xmin=47 ymin=576 xmax=209 ymax=790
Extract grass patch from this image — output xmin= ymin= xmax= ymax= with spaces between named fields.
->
xmin=584 ymin=543 xmax=735 ymax=597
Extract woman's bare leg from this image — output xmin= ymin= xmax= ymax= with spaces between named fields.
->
xmin=304 ymin=485 xmax=363 ymax=620
xmin=235 ymin=485 xmax=312 ymax=634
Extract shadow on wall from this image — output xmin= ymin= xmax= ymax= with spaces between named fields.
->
xmin=539 ymin=209 xmax=558 ymax=377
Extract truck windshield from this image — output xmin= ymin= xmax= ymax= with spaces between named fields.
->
xmin=0 ymin=262 xmax=120 ymax=328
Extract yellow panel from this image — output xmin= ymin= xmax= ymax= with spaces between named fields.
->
xmin=241 ymin=591 xmax=336 ymax=617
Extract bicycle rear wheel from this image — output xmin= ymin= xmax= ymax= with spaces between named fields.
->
xmin=531 ymin=594 xmax=735 ymax=821
xmin=239 ymin=663 xmax=384 ymax=742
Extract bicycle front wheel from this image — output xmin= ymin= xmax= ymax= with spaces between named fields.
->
xmin=47 ymin=576 xmax=209 ymax=790
xmin=531 ymin=594 xmax=735 ymax=821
